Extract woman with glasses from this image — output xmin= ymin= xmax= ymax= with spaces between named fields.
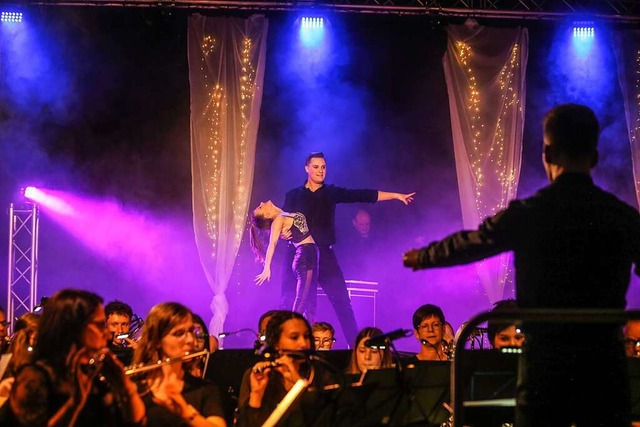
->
xmin=410 ymin=304 xmax=450 ymax=361
xmin=0 ymin=288 xmax=146 ymax=426
xmin=133 ymin=302 xmax=226 ymax=426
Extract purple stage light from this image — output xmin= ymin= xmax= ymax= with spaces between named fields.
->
xmin=23 ymin=186 xmax=74 ymax=215
xmin=23 ymin=185 xmax=38 ymax=200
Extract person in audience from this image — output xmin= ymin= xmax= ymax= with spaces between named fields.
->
xmin=487 ymin=299 xmax=525 ymax=350
xmin=133 ymin=302 xmax=226 ymax=427
xmin=624 ymin=319 xmax=640 ymax=357
xmin=2 ymin=288 xmax=146 ymax=426
xmin=0 ymin=313 xmax=40 ymax=408
xmin=0 ymin=306 xmax=8 ymax=355
xmin=411 ymin=304 xmax=450 ymax=361
xmin=347 ymin=327 xmax=393 ymax=374
xmin=312 ymin=321 xmax=336 ymax=351
xmin=236 ymin=310 xmax=320 ymax=427
xmin=250 ymin=201 xmax=319 ymax=324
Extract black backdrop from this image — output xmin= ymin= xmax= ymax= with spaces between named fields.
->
xmin=0 ymin=7 xmax=638 ymax=350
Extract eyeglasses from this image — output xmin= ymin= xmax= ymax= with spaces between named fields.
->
xmin=314 ymin=338 xmax=336 ymax=347
xmin=170 ymin=327 xmax=196 ymax=339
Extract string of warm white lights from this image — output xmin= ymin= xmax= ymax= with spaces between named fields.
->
xmin=454 ymin=35 xmax=524 ymax=300
xmin=455 ymin=40 xmax=521 ymax=222
xmin=201 ymin=34 xmax=223 ymax=250
xmin=234 ymin=36 xmax=256 ymax=243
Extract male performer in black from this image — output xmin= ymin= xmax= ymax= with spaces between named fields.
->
xmin=404 ymin=104 xmax=640 ymax=426
xmin=282 ymin=152 xmax=415 ymax=346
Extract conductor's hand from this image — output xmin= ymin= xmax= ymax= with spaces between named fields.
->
xmin=398 ymin=192 xmax=416 ymax=205
xmin=403 ymin=249 xmax=421 ymax=270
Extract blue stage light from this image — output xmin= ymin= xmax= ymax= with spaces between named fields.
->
xmin=1 ymin=11 xmax=23 ymax=23
xmin=573 ymin=21 xmax=594 ymax=39
xmin=299 ymin=16 xmax=326 ymax=48
xmin=301 ymin=17 xmax=324 ymax=29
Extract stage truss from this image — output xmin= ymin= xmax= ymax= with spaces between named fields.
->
xmin=6 ymin=203 xmax=39 ymax=331
xmin=8 ymin=0 xmax=640 ymax=22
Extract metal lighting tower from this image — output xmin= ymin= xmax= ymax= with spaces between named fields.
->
xmin=6 ymin=203 xmax=39 ymax=331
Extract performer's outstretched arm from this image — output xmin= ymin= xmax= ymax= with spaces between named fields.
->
xmin=377 ymin=191 xmax=416 ymax=205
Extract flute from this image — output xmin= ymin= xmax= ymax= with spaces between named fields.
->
xmin=124 ymin=349 xmax=209 ymax=376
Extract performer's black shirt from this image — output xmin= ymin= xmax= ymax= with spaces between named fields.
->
xmin=283 ymin=184 xmax=377 ymax=246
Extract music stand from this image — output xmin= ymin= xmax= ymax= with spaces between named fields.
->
xmin=628 ymin=357 xmax=640 ymax=420
xmin=457 ymin=349 xmax=518 ymax=427
xmin=205 ymin=349 xmax=260 ymax=424
xmin=335 ymin=363 xmax=450 ymax=427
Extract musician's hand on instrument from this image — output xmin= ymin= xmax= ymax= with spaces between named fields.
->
xmin=0 ymin=377 xmax=14 ymax=398
xmin=275 ymin=355 xmax=300 ymax=387
xmin=151 ymin=372 xmax=188 ymax=415
xmin=67 ymin=346 xmax=98 ymax=403
xmin=248 ymin=361 xmax=272 ymax=407
xmin=255 ymin=269 xmax=271 ymax=286
xmin=123 ymin=337 xmax=138 ymax=349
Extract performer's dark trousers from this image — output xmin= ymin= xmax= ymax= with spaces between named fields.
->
xmin=281 ymin=244 xmax=358 ymax=346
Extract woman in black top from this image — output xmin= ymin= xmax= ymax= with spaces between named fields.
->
xmin=250 ymin=200 xmax=319 ymax=323
xmin=133 ymin=302 xmax=226 ymax=427
xmin=237 ymin=310 xmax=336 ymax=427
xmin=1 ymin=288 xmax=146 ymax=427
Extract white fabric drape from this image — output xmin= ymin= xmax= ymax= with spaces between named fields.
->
xmin=188 ymin=14 xmax=268 ymax=335
xmin=443 ymin=23 xmax=528 ymax=303
xmin=613 ymin=30 xmax=640 ymax=209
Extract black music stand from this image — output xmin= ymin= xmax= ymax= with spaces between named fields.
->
xmin=628 ymin=357 xmax=640 ymax=421
xmin=457 ymin=349 xmax=518 ymax=427
xmin=205 ymin=349 xmax=260 ymax=424
xmin=334 ymin=363 xmax=451 ymax=427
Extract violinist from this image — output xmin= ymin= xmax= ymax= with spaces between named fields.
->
xmin=0 ymin=288 xmax=146 ymax=426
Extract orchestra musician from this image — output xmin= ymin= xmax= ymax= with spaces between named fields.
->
xmin=236 ymin=310 xmax=320 ymax=427
xmin=132 ymin=302 xmax=226 ymax=427
xmin=0 ymin=288 xmax=146 ymax=426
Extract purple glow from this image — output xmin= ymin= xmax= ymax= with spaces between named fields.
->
xmin=23 ymin=186 xmax=74 ymax=215
xmin=23 ymin=185 xmax=37 ymax=200
xmin=28 ymin=188 xmax=204 ymax=293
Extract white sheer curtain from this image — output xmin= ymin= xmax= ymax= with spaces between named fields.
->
xmin=188 ymin=14 xmax=268 ymax=335
xmin=613 ymin=29 xmax=640 ymax=209
xmin=443 ymin=22 xmax=528 ymax=303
